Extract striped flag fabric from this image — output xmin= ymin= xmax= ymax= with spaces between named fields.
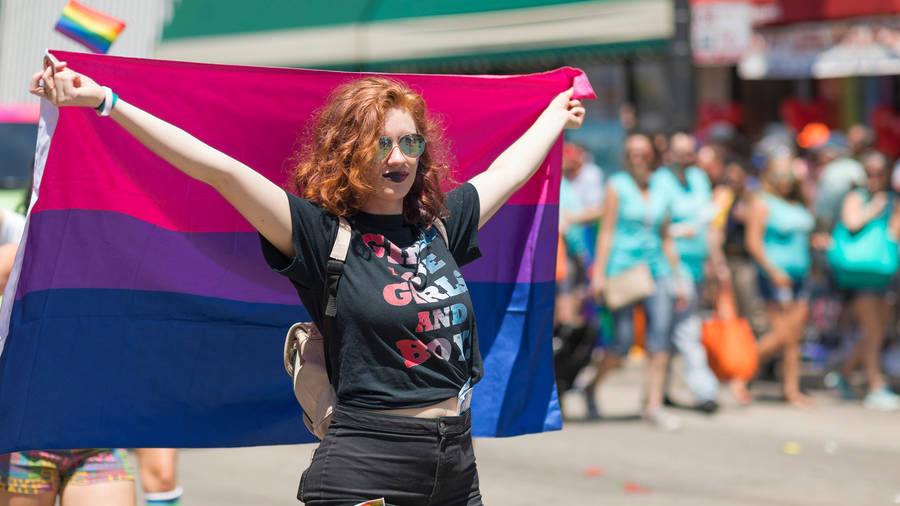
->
xmin=0 ymin=50 xmax=594 ymax=452
xmin=54 ymin=0 xmax=125 ymax=54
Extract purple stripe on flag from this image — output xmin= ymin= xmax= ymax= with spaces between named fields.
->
xmin=17 ymin=204 xmax=557 ymax=303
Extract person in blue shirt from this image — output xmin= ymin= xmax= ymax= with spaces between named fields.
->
xmin=745 ymin=154 xmax=815 ymax=407
xmin=589 ymin=133 xmax=683 ymax=431
xmin=651 ymin=132 xmax=720 ymax=413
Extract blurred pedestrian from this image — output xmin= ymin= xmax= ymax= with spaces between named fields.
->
xmin=653 ymin=132 xmax=720 ymax=413
xmin=812 ymin=131 xmax=865 ymax=231
xmin=847 ymin=124 xmax=875 ymax=160
xmin=709 ymin=157 xmax=767 ymax=404
xmin=589 ymin=133 xmax=683 ymax=430
xmin=829 ymin=150 xmax=900 ymax=411
xmin=745 ymin=154 xmax=815 ymax=407
xmin=554 ymin=143 xmax=604 ymax=397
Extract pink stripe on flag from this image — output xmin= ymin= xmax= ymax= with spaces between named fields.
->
xmin=34 ymin=51 xmax=592 ymax=232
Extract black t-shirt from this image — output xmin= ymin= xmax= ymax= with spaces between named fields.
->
xmin=260 ymin=183 xmax=484 ymax=409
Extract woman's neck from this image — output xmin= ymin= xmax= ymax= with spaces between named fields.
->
xmin=360 ymin=198 xmax=403 ymax=215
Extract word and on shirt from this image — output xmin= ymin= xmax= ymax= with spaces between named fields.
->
xmin=363 ymin=232 xmax=472 ymax=368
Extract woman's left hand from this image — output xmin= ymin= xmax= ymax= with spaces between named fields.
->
xmin=547 ymin=88 xmax=586 ymax=130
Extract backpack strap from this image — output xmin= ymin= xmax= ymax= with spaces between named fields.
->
xmin=323 ymin=217 xmax=352 ymax=318
xmin=432 ymin=218 xmax=448 ymax=246
xmin=319 ymin=216 xmax=352 ymax=382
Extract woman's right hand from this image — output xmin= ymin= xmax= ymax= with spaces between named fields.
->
xmin=29 ymin=56 xmax=104 ymax=108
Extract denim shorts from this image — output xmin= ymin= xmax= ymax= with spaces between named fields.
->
xmin=299 ymin=404 xmax=483 ymax=506
xmin=756 ymin=272 xmax=810 ymax=303
xmin=606 ymin=277 xmax=674 ymax=356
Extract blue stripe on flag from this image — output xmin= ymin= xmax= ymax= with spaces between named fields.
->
xmin=0 ymin=281 xmax=557 ymax=452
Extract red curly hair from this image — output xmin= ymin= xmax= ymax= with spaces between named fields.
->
xmin=292 ymin=77 xmax=453 ymax=226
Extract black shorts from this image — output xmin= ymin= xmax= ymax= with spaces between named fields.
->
xmin=299 ymin=404 xmax=483 ymax=506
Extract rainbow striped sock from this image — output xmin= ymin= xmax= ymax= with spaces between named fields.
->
xmin=145 ymin=486 xmax=183 ymax=506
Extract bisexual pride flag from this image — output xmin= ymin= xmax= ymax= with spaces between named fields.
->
xmin=54 ymin=1 xmax=125 ymax=54
xmin=0 ymin=50 xmax=594 ymax=452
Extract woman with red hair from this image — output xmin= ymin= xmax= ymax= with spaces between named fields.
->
xmin=29 ymin=58 xmax=584 ymax=505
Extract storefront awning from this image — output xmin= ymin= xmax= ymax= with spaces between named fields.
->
xmin=739 ymin=15 xmax=900 ymax=79
xmin=155 ymin=0 xmax=672 ymax=68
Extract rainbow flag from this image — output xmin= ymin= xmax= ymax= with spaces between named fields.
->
xmin=54 ymin=1 xmax=125 ymax=54
xmin=0 ymin=51 xmax=594 ymax=452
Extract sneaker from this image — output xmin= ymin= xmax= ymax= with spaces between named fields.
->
xmin=824 ymin=371 xmax=855 ymax=401
xmin=863 ymin=387 xmax=900 ymax=411
xmin=644 ymin=408 xmax=683 ymax=432
xmin=584 ymin=390 xmax=601 ymax=420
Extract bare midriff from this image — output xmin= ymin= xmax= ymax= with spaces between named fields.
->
xmin=373 ymin=396 xmax=457 ymax=419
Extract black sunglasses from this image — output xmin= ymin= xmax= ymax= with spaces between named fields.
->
xmin=377 ymin=134 xmax=426 ymax=161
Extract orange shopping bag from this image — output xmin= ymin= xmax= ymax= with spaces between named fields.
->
xmin=701 ymin=284 xmax=758 ymax=381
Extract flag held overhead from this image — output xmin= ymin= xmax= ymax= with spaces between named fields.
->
xmin=0 ymin=51 xmax=593 ymax=453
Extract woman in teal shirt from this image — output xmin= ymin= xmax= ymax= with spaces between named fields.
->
xmin=830 ymin=150 xmax=900 ymax=411
xmin=745 ymin=154 xmax=814 ymax=407
xmin=588 ymin=133 xmax=682 ymax=430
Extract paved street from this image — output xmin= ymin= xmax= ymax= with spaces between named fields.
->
xmin=163 ymin=360 xmax=900 ymax=506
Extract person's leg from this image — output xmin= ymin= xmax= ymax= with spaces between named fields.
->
xmin=782 ymin=300 xmax=813 ymax=407
xmin=851 ymin=294 xmax=900 ymax=410
xmin=853 ymin=294 xmax=888 ymax=391
xmin=59 ymin=449 xmax=135 ymax=506
xmin=670 ymin=281 xmax=719 ymax=408
xmin=0 ymin=452 xmax=61 ymax=506
xmin=729 ymin=258 xmax=769 ymax=338
xmin=645 ymin=351 xmax=670 ymax=414
xmin=60 ymin=481 xmax=135 ymax=506
xmin=586 ymin=305 xmax=632 ymax=392
xmin=584 ymin=305 xmax=631 ymax=418
xmin=0 ymin=492 xmax=57 ymax=506
xmin=757 ymin=304 xmax=788 ymax=364
xmin=642 ymin=279 xmax=681 ymax=430
xmin=135 ymin=449 xmax=181 ymax=506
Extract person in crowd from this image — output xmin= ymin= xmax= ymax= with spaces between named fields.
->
xmin=744 ymin=153 xmax=816 ymax=407
xmin=696 ymin=143 xmax=727 ymax=188
xmin=813 ymin=132 xmax=865 ymax=231
xmin=136 ymin=449 xmax=182 ymax=506
xmin=847 ymin=124 xmax=875 ymax=160
xmin=651 ymin=132 xmax=669 ymax=170
xmin=554 ymin=143 xmax=604 ymax=399
xmin=588 ymin=132 xmax=683 ymax=431
xmin=556 ymin=142 xmax=604 ymax=340
xmin=829 ymin=150 xmax=900 ymax=411
xmin=558 ymin=142 xmax=604 ymax=279
xmin=31 ymin=55 xmax=584 ymax=505
xmin=652 ymin=132 xmax=720 ymax=413
xmin=709 ymin=157 xmax=766 ymax=404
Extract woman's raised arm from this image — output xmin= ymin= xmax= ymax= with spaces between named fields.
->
xmin=468 ymin=88 xmax=585 ymax=228
xmin=29 ymin=58 xmax=294 ymax=257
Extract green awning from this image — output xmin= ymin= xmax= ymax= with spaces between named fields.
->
xmin=156 ymin=0 xmax=672 ymax=68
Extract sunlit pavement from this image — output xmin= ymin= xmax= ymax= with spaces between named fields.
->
xmin=160 ymin=359 xmax=900 ymax=505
